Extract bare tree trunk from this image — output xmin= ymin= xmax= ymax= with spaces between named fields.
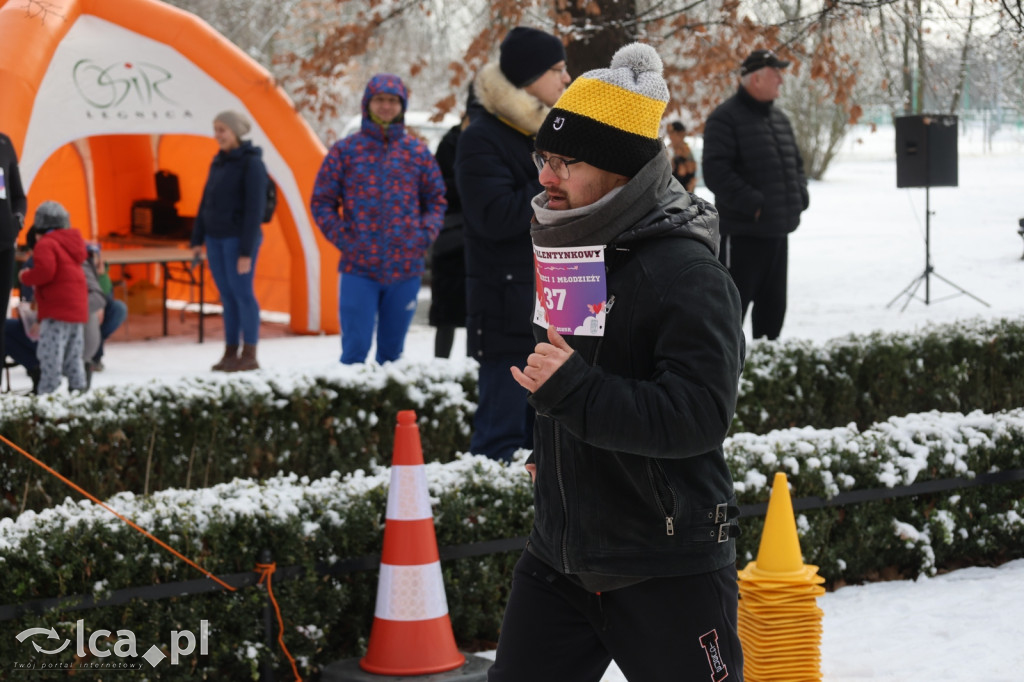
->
xmin=562 ymin=0 xmax=638 ymax=74
xmin=915 ymin=0 xmax=926 ymax=112
xmin=902 ymin=0 xmax=914 ymax=113
xmin=949 ymin=0 xmax=976 ymax=114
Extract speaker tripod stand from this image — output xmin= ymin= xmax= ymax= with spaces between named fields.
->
xmin=887 ymin=186 xmax=990 ymax=311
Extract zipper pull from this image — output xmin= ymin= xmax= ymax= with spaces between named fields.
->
xmin=605 ymin=295 xmax=615 ymax=313
xmin=665 ymin=517 xmax=675 ymax=536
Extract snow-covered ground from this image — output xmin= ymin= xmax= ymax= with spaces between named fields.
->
xmin=7 ymin=121 xmax=1024 ymax=679
xmin=545 ymin=557 xmax=1024 ymax=681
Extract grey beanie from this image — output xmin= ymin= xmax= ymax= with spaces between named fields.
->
xmin=32 ymin=200 xmax=71 ymax=233
xmin=214 ymin=110 xmax=252 ymax=140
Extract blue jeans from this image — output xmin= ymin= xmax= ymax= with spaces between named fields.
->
xmin=338 ymin=273 xmax=420 ymax=364
xmin=6 ymin=299 xmax=126 ymax=369
xmin=4 ymin=318 xmax=38 ymax=370
xmin=94 ymin=298 xmax=127 ymax=361
xmin=469 ymin=354 xmax=535 ymax=462
xmin=206 ymin=235 xmax=262 ymax=346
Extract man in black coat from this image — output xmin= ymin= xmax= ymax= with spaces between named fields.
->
xmin=455 ymin=27 xmax=570 ymax=461
xmin=703 ymin=49 xmax=809 ymax=340
xmin=0 ymin=132 xmax=27 ymax=368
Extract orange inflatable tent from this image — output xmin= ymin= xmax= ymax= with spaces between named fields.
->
xmin=0 ymin=0 xmax=338 ymax=334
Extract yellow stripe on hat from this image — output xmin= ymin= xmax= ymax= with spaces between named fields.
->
xmin=556 ymin=76 xmax=664 ymax=139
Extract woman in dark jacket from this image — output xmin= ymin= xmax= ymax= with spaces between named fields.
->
xmin=1 ymin=132 xmax=28 ymax=368
xmin=454 ymin=28 xmax=569 ymax=460
xmin=191 ymin=110 xmax=268 ymax=372
xmin=428 ymin=116 xmax=468 ymax=358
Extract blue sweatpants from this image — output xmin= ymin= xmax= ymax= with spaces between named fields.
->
xmin=338 ymin=273 xmax=420 ymax=365
xmin=206 ymin=235 xmax=262 ymax=346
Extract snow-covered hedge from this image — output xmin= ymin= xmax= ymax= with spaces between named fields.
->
xmin=728 ymin=408 xmax=1024 ymax=581
xmin=0 ymin=455 xmax=530 ymax=680
xmin=736 ymin=316 xmax=1024 ymax=433
xmin=0 ymin=359 xmax=478 ymax=517
xmin=3 ymin=316 xmax=1024 ymax=520
xmin=2 ymin=409 xmax=1022 ymax=678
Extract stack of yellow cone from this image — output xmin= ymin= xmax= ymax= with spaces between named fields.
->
xmin=737 ymin=472 xmax=825 ymax=682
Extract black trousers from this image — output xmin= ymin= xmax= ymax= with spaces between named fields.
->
xmin=0 ymin=246 xmax=15 ymax=366
xmin=488 ymin=550 xmax=743 ymax=682
xmin=719 ymin=235 xmax=788 ymax=340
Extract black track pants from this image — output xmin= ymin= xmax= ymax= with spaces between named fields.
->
xmin=719 ymin=234 xmax=788 ymax=340
xmin=0 ymin=247 xmax=14 ymax=366
xmin=488 ymin=550 xmax=743 ymax=682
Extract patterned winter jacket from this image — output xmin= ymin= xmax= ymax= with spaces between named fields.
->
xmin=310 ymin=74 xmax=446 ymax=284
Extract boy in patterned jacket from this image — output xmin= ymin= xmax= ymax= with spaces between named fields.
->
xmin=310 ymin=74 xmax=446 ymax=364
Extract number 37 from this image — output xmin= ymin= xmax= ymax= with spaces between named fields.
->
xmin=543 ymin=287 xmax=566 ymax=311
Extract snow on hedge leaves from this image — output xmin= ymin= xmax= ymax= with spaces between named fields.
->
xmin=0 ymin=358 xmax=477 ymax=431
xmin=2 ymin=402 xmax=1022 ymax=584
xmin=0 ymin=452 xmax=530 ymax=559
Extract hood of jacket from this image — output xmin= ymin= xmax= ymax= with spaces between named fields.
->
xmin=531 ymin=152 xmax=720 ymax=257
xmin=360 ymin=73 xmax=409 ymax=142
xmin=473 ymin=62 xmax=550 ymax=136
xmin=214 ymin=140 xmax=262 ymax=165
xmin=41 ymin=227 xmax=88 ymax=263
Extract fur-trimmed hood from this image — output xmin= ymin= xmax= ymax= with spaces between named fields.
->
xmin=473 ymin=62 xmax=550 ymax=136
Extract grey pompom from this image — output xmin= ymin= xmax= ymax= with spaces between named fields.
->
xmin=610 ymin=43 xmax=664 ymax=76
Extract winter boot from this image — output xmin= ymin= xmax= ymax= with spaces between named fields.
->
xmin=212 ymin=345 xmax=239 ymax=372
xmin=233 ymin=344 xmax=259 ymax=372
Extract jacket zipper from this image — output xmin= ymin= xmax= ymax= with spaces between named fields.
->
xmin=647 ymin=460 xmax=679 ymax=536
xmin=591 ymin=295 xmax=615 ymax=363
xmin=554 ymin=421 xmax=570 ymax=573
xmin=557 ymin=295 xmax=615 ymax=572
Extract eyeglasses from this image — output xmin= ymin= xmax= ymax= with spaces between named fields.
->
xmin=532 ymin=152 xmax=584 ymax=180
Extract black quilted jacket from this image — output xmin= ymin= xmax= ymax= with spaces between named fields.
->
xmin=702 ymin=86 xmax=809 ymax=237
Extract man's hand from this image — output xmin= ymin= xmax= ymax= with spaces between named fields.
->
xmin=237 ymin=256 xmax=252 ymax=275
xmin=511 ymin=326 xmax=573 ymax=393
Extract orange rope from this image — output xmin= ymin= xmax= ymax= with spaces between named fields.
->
xmin=0 ymin=433 xmax=236 ymax=592
xmin=255 ymin=562 xmax=303 ymax=681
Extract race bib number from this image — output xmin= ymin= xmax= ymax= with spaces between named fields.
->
xmin=532 ymin=244 xmax=607 ymax=336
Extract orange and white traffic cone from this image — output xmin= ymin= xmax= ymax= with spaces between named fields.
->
xmin=359 ymin=410 xmax=466 ymax=676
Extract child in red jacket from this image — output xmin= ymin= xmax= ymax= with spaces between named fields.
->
xmin=18 ymin=201 xmax=89 ymax=394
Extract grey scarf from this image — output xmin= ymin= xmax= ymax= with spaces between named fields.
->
xmin=529 ymin=152 xmax=674 ymax=248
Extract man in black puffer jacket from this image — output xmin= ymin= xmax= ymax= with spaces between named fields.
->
xmin=703 ymin=48 xmax=809 ymax=340
xmin=456 ymin=27 xmax=570 ymax=462
xmin=489 ymin=43 xmax=745 ymax=682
